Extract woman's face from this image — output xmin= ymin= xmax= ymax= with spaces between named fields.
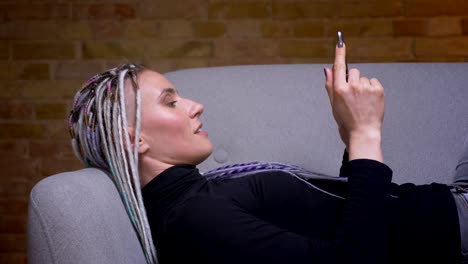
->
xmin=129 ymin=70 xmax=213 ymax=166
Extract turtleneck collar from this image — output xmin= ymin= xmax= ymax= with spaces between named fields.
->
xmin=142 ymin=164 xmax=205 ymax=214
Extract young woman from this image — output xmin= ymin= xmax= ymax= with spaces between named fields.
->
xmin=68 ymin=45 xmax=467 ymax=264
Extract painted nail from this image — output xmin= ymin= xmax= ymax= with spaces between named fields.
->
xmin=323 ymin=68 xmax=327 ymax=78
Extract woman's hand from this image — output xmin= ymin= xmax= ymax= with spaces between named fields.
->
xmin=324 ymin=44 xmax=385 ymax=162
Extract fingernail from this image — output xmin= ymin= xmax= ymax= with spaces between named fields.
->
xmin=323 ymin=68 xmax=327 ymax=78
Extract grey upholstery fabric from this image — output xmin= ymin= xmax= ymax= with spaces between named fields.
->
xmin=28 ymin=168 xmax=147 ymax=264
xmin=28 ymin=63 xmax=468 ymax=263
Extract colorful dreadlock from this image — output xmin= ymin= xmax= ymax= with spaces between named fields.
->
xmin=68 ymin=63 xmax=158 ymax=264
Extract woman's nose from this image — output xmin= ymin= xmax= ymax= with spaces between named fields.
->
xmin=188 ymin=100 xmax=204 ymax=118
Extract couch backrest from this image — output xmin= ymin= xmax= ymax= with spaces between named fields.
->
xmin=166 ymin=63 xmax=468 ymax=185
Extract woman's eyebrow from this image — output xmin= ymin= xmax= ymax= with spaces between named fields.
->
xmin=158 ymin=87 xmax=178 ymax=98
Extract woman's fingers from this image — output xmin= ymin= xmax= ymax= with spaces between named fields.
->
xmin=333 ymin=44 xmax=347 ymax=88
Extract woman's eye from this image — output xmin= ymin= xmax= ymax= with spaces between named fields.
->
xmin=168 ymin=100 xmax=178 ymax=107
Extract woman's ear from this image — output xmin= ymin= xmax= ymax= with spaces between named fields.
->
xmin=127 ymin=127 xmax=150 ymax=154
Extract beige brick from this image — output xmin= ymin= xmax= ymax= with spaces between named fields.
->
xmin=82 ymin=41 xmax=144 ymax=60
xmin=261 ymin=22 xmax=293 ymax=38
xmin=226 ymin=21 xmax=261 ymax=38
xmin=147 ymin=58 xmax=210 ymax=73
xmin=0 ymin=123 xmax=46 ymax=139
xmin=4 ymin=21 xmax=57 ymax=40
xmin=215 ymin=40 xmax=277 ymax=58
xmin=0 ymin=101 xmax=33 ymax=120
xmin=72 ymin=3 xmax=136 ymax=20
xmin=272 ymin=2 xmax=335 ymax=19
xmin=20 ymin=80 xmax=82 ymax=99
xmin=16 ymin=63 xmax=50 ymax=80
xmin=414 ymin=37 xmax=468 ymax=57
xmin=160 ymin=20 xmax=193 ymax=38
xmin=347 ymin=38 xmax=413 ymax=59
xmin=55 ymin=61 xmax=104 ymax=80
xmin=121 ymin=20 xmax=160 ymax=39
xmin=5 ymin=4 xmax=69 ymax=21
xmin=393 ymin=19 xmax=426 ymax=37
xmin=92 ymin=21 xmax=127 ymax=39
xmin=293 ymin=21 xmax=324 ymax=38
xmin=12 ymin=42 xmax=76 ymax=60
xmin=209 ymin=2 xmax=269 ymax=19
xmin=279 ymin=40 xmax=331 ymax=57
xmin=338 ymin=1 xmax=401 ymax=17
xmin=193 ymin=21 xmax=225 ymax=38
xmin=146 ymin=40 xmax=213 ymax=58
xmin=327 ymin=19 xmax=393 ymax=37
xmin=0 ymin=42 xmax=7 ymax=60
xmin=0 ymin=63 xmax=15 ymax=80
xmin=34 ymin=103 xmax=67 ymax=120
xmin=427 ymin=17 xmax=462 ymax=36
xmin=404 ymin=0 xmax=468 ymax=16
xmin=140 ymin=0 xmax=206 ymax=19
xmin=58 ymin=22 xmax=93 ymax=40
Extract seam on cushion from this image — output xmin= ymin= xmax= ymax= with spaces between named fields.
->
xmin=29 ymin=188 xmax=57 ymax=264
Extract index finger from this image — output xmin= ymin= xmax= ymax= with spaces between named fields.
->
xmin=333 ymin=44 xmax=347 ymax=87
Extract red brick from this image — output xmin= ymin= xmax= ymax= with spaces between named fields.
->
xmin=293 ymin=21 xmax=324 ymax=38
xmin=338 ymin=1 xmax=402 ymax=17
xmin=327 ymin=19 xmax=393 ymax=37
xmin=0 ymin=123 xmax=46 ymax=139
xmin=72 ymin=3 xmax=136 ymax=20
xmin=45 ymin=120 xmax=73 ymax=141
xmin=139 ymin=0 xmax=206 ymax=19
xmin=0 ymin=63 xmax=15 ymax=80
xmin=29 ymin=140 xmax=75 ymax=159
xmin=0 ymin=216 xmax=26 ymax=234
xmin=0 ymin=42 xmax=8 ymax=60
xmin=12 ymin=42 xmax=76 ymax=60
xmin=0 ymin=141 xmax=28 ymax=158
xmin=58 ymin=21 xmax=93 ymax=40
xmin=0 ymin=82 xmax=18 ymax=99
xmin=393 ymin=19 xmax=427 ymax=37
xmin=4 ymin=4 xmax=69 ymax=21
xmin=215 ymin=40 xmax=277 ymax=58
xmin=427 ymin=17 xmax=462 ymax=36
xmin=0 ymin=199 xmax=28 ymax=215
xmin=0 ymin=253 xmax=27 ymax=264
xmin=40 ymin=157 xmax=83 ymax=178
xmin=272 ymin=2 xmax=335 ymax=19
xmin=209 ymin=2 xmax=269 ymax=19
xmin=0 ymin=234 xmax=26 ymax=252
xmin=404 ymin=0 xmax=468 ymax=16
xmin=279 ymin=40 xmax=331 ymax=57
xmin=0 ymin=101 xmax=33 ymax=120
xmin=463 ymin=19 xmax=468 ymax=35
xmin=414 ymin=37 xmax=468 ymax=57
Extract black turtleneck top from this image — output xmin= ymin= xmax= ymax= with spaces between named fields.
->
xmin=142 ymin=160 xmax=460 ymax=264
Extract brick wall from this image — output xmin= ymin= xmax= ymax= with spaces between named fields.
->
xmin=1 ymin=0 xmax=467 ymax=262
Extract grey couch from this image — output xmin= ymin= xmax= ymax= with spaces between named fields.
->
xmin=28 ymin=63 xmax=468 ymax=263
